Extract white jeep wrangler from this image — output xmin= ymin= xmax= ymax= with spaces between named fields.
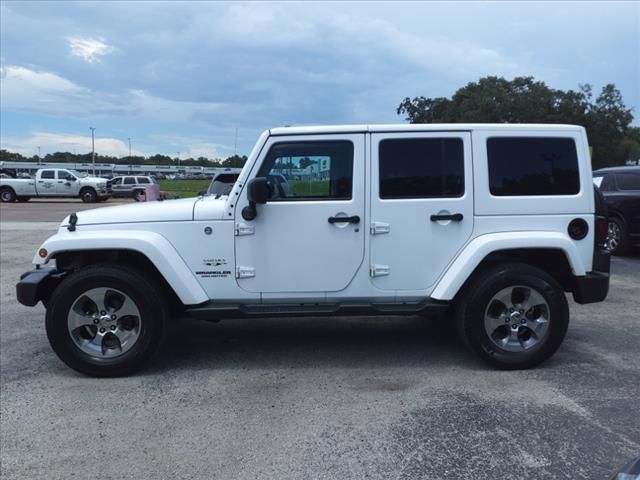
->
xmin=17 ymin=124 xmax=610 ymax=376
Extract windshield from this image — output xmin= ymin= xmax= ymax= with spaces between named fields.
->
xmin=207 ymin=180 xmax=234 ymax=196
xmin=67 ymin=169 xmax=88 ymax=178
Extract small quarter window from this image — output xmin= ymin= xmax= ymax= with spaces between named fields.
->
xmin=379 ymin=138 xmax=464 ymax=199
xmin=258 ymin=141 xmax=353 ymax=200
xmin=487 ymin=137 xmax=580 ymax=196
xmin=616 ymin=172 xmax=640 ymax=191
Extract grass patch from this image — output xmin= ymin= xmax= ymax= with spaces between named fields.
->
xmin=158 ymin=179 xmax=210 ymax=198
xmin=288 ymin=180 xmax=330 ymax=196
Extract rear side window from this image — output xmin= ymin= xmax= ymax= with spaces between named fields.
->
xmin=123 ymin=177 xmax=135 ymax=185
xmin=40 ymin=170 xmax=55 ymax=179
xmin=599 ymin=174 xmax=615 ymax=192
xmin=137 ymin=177 xmax=150 ymax=184
xmin=487 ymin=137 xmax=580 ymax=196
xmin=379 ymin=138 xmax=464 ymax=199
xmin=616 ymin=172 xmax=640 ymax=190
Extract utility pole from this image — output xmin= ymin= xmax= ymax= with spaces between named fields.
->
xmin=176 ymin=152 xmax=180 ymax=170
xmin=128 ymin=137 xmax=132 ymax=160
xmin=234 ymin=128 xmax=238 ymax=156
xmin=37 ymin=146 xmax=41 ymax=165
xmin=89 ymin=127 xmax=96 ymax=175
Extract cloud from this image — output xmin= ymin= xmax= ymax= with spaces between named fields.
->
xmin=67 ymin=36 xmax=113 ymax=63
xmin=0 ymin=64 xmax=225 ymax=121
xmin=1 ymin=132 xmax=130 ymax=157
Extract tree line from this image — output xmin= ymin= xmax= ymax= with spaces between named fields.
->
xmin=0 ymin=150 xmax=248 ymax=168
xmin=398 ymin=76 xmax=639 ymax=169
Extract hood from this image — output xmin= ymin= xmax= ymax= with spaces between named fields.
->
xmin=62 ymin=197 xmax=200 ymax=226
xmin=79 ymin=176 xmax=107 ymax=184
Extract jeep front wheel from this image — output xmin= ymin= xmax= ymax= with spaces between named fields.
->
xmin=46 ymin=265 xmax=168 ymax=376
xmin=456 ymin=263 xmax=569 ymax=370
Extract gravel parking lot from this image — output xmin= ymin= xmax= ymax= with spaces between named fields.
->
xmin=1 ymin=218 xmax=639 ymax=479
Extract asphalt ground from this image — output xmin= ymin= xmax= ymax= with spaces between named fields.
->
xmin=1 ymin=215 xmax=639 ymax=479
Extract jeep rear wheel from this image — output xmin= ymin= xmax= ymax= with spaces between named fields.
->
xmin=80 ymin=188 xmax=98 ymax=203
xmin=456 ymin=263 xmax=569 ymax=370
xmin=46 ymin=265 xmax=168 ymax=376
xmin=0 ymin=187 xmax=16 ymax=202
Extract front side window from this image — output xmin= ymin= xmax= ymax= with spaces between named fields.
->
xmin=111 ymin=177 xmax=122 ymax=185
xmin=616 ymin=172 xmax=640 ymax=191
xmin=379 ymin=138 xmax=464 ymax=199
xmin=40 ymin=170 xmax=55 ymax=179
xmin=257 ymin=141 xmax=353 ymax=200
xmin=487 ymin=137 xmax=580 ymax=196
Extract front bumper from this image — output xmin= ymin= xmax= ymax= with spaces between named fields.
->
xmin=16 ymin=268 xmax=62 ymax=307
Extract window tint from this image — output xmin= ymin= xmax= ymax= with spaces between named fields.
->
xmin=137 ymin=177 xmax=150 ymax=184
xmin=379 ymin=138 xmax=464 ymax=199
xmin=616 ymin=172 xmax=640 ymax=190
xmin=258 ymin=141 xmax=353 ymax=200
xmin=40 ymin=170 xmax=55 ymax=179
xmin=111 ymin=177 xmax=122 ymax=185
xmin=123 ymin=177 xmax=135 ymax=185
xmin=487 ymin=137 xmax=580 ymax=196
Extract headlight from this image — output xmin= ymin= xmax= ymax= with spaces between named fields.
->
xmin=97 ymin=182 xmax=107 ymax=188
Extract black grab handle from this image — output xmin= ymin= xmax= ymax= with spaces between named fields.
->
xmin=430 ymin=213 xmax=463 ymax=222
xmin=328 ymin=215 xmax=360 ymax=224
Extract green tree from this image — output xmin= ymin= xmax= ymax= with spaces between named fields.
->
xmin=397 ymin=76 xmax=635 ymax=168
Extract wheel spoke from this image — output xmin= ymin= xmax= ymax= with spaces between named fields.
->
xmin=484 ymin=311 xmax=507 ymax=334
xmin=68 ymin=310 xmax=93 ymax=331
xmin=82 ymin=288 xmax=110 ymax=313
xmin=89 ymin=331 xmax=106 ymax=353
xmin=520 ymin=288 xmax=546 ymax=312
xmin=114 ymin=296 xmax=140 ymax=319
xmin=493 ymin=287 xmax=515 ymax=309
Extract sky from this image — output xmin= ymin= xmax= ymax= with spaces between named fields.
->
xmin=1 ymin=1 xmax=639 ymax=159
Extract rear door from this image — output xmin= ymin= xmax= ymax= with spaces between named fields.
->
xmin=369 ymin=131 xmax=473 ymax=291
xmin=37 ymin=170 xmax=57 ymax=196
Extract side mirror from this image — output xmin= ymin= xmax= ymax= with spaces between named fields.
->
xmin=247 ymin=177 xmax=271 ymax=204
xmin=242 ymin=177 xmax=272 ymax=221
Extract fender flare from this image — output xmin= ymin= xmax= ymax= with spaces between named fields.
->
xmin=430 ymin=232 xmax=586 ymax=301
xmin=33 ymin=229 xmax=208 ymax=305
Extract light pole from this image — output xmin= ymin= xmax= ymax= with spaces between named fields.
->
xmin=89 ymin=127 xmax=96 ymax=175
xmin=176 ymin=151 xmax=180 ymax=170
xmin=37 ymin=146 xmax=41 ymax=165
xmin=128 ymin=137 xmax=132 ymax=161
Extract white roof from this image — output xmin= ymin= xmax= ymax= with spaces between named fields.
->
xmin=269 ymin=123 xmax=584 ymax=136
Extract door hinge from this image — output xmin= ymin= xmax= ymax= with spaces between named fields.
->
xmin=235 ymin=266 xmax=256 ymax=279
xmin=370 ymin=222 xmax=390 ymax=235
xmin=370 ymin=264 xmax=390 ymax=277
xmin=234 ymin=223 xmax=255 ymax=236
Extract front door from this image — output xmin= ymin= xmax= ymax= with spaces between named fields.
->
xmin=235 ymin=134 xmax=365 ymax=294
xmin=56 ymin=170 xmax=78 ymax=195
xmin=369 ymin=131 xmax=474 ymax=291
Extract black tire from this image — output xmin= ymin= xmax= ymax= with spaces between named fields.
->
xmin=16 ymin=196 xmax=31 ymax=202
xmin=606 ymin=217 xmax=631 ymax=256
xmin=133 ymin=189 xmax=145 ymax=202
xmin=80 ymin=188 xmax=98 ymax=203
xmin=455 ymin=263 xmax=569 ymax=370
xmin=46 ymin=265 xmax=169 ymax=377
xmin=0 ymin=187 xmax=17 ymax=202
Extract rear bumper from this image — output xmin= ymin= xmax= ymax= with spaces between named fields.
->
xmin=16 ymin=268 xmax=61 ymax=307
xmin=572 ymin=249 xmax=611 ymax=304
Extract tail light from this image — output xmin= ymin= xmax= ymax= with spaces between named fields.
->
xmin=595 ymin=216 xmax=607 ymax=248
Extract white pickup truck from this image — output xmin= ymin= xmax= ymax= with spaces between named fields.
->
xmin=16 ymin=124 xmax=610 ymax=376
xmin=0 ymin=168 xmax=112 ymax=203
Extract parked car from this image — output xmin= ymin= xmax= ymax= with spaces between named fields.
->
xmin=0 ymin=168 xmax=111 ymax=203
xmin=110 ymin=175 xmax=157 ymax=201
xmin=593 ymin=166 xmax=640 ymax=255
xmin=17 ymin=124 xmax=610 ymax=376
